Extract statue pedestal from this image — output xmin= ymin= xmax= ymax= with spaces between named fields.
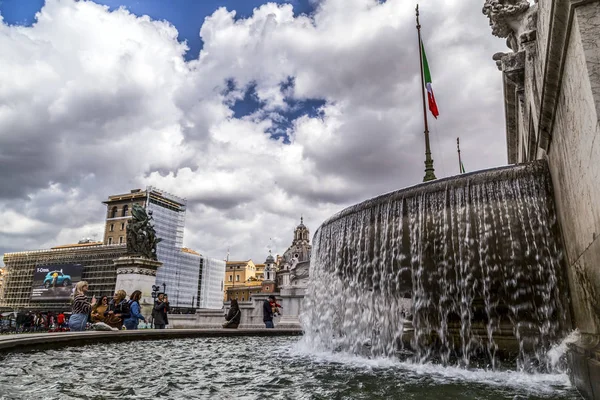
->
xmin=278 ymin=285 xmax=306 ymax=329
xmin=114 ymin=256 xmax=162 ymax=320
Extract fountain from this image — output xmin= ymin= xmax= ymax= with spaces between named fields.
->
xmin=0 ymin=160 xmax=580 ymax=399
xmin=302 ymin=160 xmax=571 ymax=372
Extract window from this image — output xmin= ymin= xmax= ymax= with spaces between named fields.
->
xmin=108 ymin=237 xmax=113 ymax=244
xmin=119 ymin=236 xmax=123 ymax=244
xmin=120 ymin=223 xmax=125 ymax=230
xmin=110 ymin=224 xmax=114 ymax=232
xmin=110 ymin=206 xmax=118 ymax=218
xmin=236 ymin=275 xmax=240 ymax=282
xmin=122 ymin=205 xmax=129 ymax=217
xmin=228 ymin=275 xmax=232 ymax=282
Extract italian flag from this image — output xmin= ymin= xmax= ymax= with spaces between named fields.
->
xmin=421 ymin=41 xmax=439 ymax=119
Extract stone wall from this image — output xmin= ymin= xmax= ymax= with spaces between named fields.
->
xmin=548 ymin=3 xmax=600 ymax=337
xmin=491 ymin=0 xmax=600 ymax=398
xmin=167 ymin=293 xmax=303 ymax=329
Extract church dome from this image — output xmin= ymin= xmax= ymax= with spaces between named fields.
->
xmin=296 ymin=216 xmax=307 ymax=230
xmin=265 ymin=250 xmax=275 ymax=264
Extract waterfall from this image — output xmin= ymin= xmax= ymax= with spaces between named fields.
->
xmin=301 ymin=161 xmax=569 ymax=372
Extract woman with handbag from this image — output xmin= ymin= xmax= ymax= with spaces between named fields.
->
xmin=91 ymin=296 xmax=109 ymax=323
xmin=223 ymin=299 xmax=241 ymax=329
xmin=104 ymin=290 xmax=130 ymax=329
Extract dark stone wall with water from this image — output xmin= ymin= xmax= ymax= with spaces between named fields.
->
xmin=303 ymin=160 xmax=570 ymax=371
xmin=491 ymin=1 xmax=600 ymax=397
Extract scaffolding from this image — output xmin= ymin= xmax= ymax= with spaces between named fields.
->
xmin=1 ymin=244 xmax=127 ymax=311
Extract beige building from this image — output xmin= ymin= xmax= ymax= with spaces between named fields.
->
xmin=224 ymin=260 xmax=257 ymax=301
xmin=255 ymin=263 xmax=265 ymax=280
xmin=102 ymin=189 xmax=147 ymax=245
xmin=226 ymin=281 xmax=263 ymax=302
xmin=223 ymin=257 xmax=278 ymax=301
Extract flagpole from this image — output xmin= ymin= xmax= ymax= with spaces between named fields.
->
xmin=457 ymin=137 xmax=463 ymax=174
xmin=416 ymin=5 xmax=436 ymax=182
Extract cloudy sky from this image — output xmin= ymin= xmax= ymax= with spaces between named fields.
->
xmin=0 ymin=0 xmax=508 ymax=265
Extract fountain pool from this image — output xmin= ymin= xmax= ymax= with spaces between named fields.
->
xmin=0 ymin=336 xmax=580 ymax=399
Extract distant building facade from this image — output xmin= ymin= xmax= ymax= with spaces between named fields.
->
xmin=0 ymin=242 xmax=127 ymax=311
xmin=1 ymin=186 xmax=224 ymax=311
xmin=198 ymin=256 xmax=226 ymax=309
xmin=103 ymin=187 xmax=187 ymax=305
xmin=102 ymin=189 xmax=146 ymax=245
xmin=278 ymin=217 xmax=311 ymax=288
xmin=173 ymin=248 xmax=203 ymax=308
xmin=224 ymin=252 xmax=281 ymax=301
xmin=174 ymin=248 xmax=226 ymax=309
xmin=282 ymin=217 xmax=311 ymax=264
xmin=224 ymin=260 xmax=260 ymax=301
xmin=261 ymin=251 xmax=277 ymax=294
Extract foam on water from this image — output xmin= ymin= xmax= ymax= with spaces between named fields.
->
xmin=291 ymin=339 xmax=574 ymax=397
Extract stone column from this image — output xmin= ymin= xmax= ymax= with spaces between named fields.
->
xmin=114 ymin=256 xmax=162 ymax=320
xmin=278 ymin=285 xmax=305 ymax=329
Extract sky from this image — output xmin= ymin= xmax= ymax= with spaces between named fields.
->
xmin=0 ymin=0 xmax=508 ymax=265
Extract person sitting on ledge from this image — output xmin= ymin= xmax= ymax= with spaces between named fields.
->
xmin=69 ymin=281 xmax=96 ymax=332
xmin=124 ymin=290 xmax=146 ymax=330
xmin=223 ymin=299 xmax=241 ymax=329
xmin=91 ymin=296 xmax=109 ymax=323
xmin=104 ymin=289 xmax=130 ymax=330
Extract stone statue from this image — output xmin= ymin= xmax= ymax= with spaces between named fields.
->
xmin=126 ymin=204 xmax=162 ymax=260
xmin=289 ymin=257 xmax=310 ymax=287
xmin=482 ymin=0 xmax=537 ymax=52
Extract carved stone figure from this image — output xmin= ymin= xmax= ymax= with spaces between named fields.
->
xmin=482 ymin=0 xmax=537 ymax=52
xmin=126 ymin=204 xmax=162 ymax=260
xmin=289 ymin=258 xmax=310 ymax=287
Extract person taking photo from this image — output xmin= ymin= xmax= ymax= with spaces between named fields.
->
xmin=152 ymin=293 xmax=170 ymax=329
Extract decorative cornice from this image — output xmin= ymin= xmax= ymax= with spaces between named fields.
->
xmin=116 ymin=267 xmax=157 ymax=276
xmin=499 ymin=50 xmax=526 ymax=163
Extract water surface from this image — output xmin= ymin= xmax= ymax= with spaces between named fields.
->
xmin=0 ymin=336 xmax=580 ymax=399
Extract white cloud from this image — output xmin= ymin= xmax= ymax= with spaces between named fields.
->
xmin=0 ymin=0 xmax=508 ymax=265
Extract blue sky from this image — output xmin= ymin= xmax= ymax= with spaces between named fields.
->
xmin=0 ymin=0 xmax=320 ymax=140
xmin=0 ymin=0 xmax=314 ymax=59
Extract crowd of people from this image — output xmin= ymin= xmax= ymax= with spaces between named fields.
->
xmin=1 ymin=311 xmax=70 ymax=334
xmin=69 ymin=281 xmax=170 ymax=331
xmin=4 ymin=283 xmax=287 ymax=333
xmin=1 ymin=281 xmax=171 ymax=334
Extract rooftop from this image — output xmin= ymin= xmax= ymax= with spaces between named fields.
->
xmin=51 ymin=241 xmax=104 ymax=249
xmin=181 ymin=247 xmax=201 ymax=256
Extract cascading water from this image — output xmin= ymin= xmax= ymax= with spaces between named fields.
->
xmin=302 ymin=160 xmax=570 ymax=372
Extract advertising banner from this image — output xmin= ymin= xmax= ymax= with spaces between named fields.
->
xmin=30 ymin=264 xmax=83 ymax=301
